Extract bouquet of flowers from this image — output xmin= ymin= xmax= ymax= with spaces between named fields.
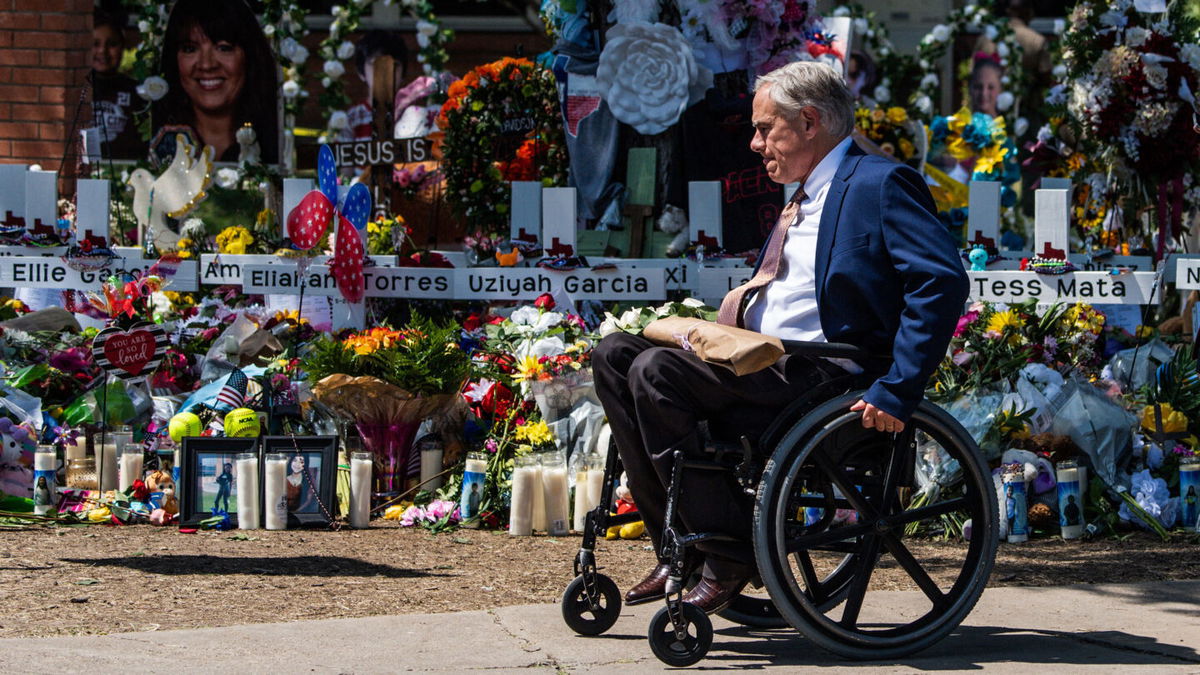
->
xmin=854 ymin=105 xmax=922 ymax=166
xmin=367 ymin=214 xmax=410 ymax=256
xmin=306 ymin=319 xmax=471 ymax=497
xmin=598 ymin=298 xmax=715 ymax=336
xmin=925 ymin=107 xmax=1021 ymax=233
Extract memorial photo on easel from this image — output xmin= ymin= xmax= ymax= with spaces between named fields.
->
xmin=261 ymin=436 xmax=337 ymax=527
xmin=178 ymin=437 xmax=260 ymax=528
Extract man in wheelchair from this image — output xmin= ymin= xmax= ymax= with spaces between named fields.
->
xmin=594 ymin=61 xmax=969 ymax=616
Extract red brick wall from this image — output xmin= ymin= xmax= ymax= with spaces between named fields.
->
xmin=0 ymin=2 xmax=92 ymax=172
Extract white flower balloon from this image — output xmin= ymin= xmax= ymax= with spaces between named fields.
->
xmin=596 ymin=22 xmax=713 ymax=135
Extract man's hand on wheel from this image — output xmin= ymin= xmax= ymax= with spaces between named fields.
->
xmin=851 ymin=399 xmax=904 ymax=433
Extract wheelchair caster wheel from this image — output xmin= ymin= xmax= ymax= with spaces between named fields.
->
xmin=562 ymin=574 xmax=621 ymax=635
xmin=648 ymin=603 xmax=712 ymax=667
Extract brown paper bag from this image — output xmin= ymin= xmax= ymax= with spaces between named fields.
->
xmin=643 ymin=316 xmax=784 ymax=376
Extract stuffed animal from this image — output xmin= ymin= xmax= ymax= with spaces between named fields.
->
xmin=0 ymin=417 xmax=35 ymax=497
xmin=145 ymin=469 xmax=178 ymax=516
xmin=606 ymin=472 xmax=645 ymax=539
xmin=659 ymin=205 xmax=690 ymax=258
xmin=236 ymin=123 xmax=261 ymax=166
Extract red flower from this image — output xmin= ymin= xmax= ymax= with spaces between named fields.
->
xmin=130 ymin=479 xmax=150 ymax=502
xmin=462 ymin=313 xmax=482 ymax=332
xmin=482 ymin=382 xmax=513 ymax=418
xmin=533 ymin=293 xmax=555 ymax=310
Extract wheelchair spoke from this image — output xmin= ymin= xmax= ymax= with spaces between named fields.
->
xmin=892 ymin=497 xmax=969 ymax=526
xmin=809 ymin=450 xmax=879 ymax=521
xmin=839 ymin=533 xmax=883 ymax=629
xmin=785 ymin=521 xmax=872 ymax=553
xmin=879 ymin=532 xmax=946 ymax=607
xmin=880 ymin=430 xmax=914 ymax=514
xmin=794 ymin=551 xmax=830 ymax=604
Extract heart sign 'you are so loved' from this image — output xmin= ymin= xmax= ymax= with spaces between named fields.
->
xmin=91 ymin=323 xmax=169 ymax=381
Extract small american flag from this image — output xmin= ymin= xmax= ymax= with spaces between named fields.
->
xmin=213 ymin=369 xmax=248 ymax=413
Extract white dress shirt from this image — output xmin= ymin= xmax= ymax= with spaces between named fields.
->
xmin=743 ymin=136 xmax=853 ymax=341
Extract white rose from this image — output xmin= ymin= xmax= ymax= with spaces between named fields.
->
xmin=416 ymin=32 xmax=430 ymax=48
xmin=853 ymin=18 xmax=868 ymax=34
xmin=1036 ymin=124 xmax=1053 ymax=143
xmin=293 ymin=45 xmax=309 ymax=64
xmin=873 ymin=84 xmax=890 ymax=102
xmin=215 ymin=167 xmax=241 ymax=190
xmin=1014 ymin=117 xmax=1029 ymax=138
xmin=984 ymin=25 xmax=998 ymax=40
xmin=417 ymin=20 xmax=438 ymax=36
xmin=915 ymin=95 xmax=932 ymax=115
xmin=681 ymin=297 xmax=705 ymax=308
xmin=510 ymin=306 xmax=540 ymax=326
xmin=1181 ymin=44 xmax=1200 ymax=72
xmin=529 ymin=336 xmax=566 ymax=359
xmin=330 ymin=4 xmax=343 ymax=17
xmin=920 ymin=73 xmax=939 ymax=89
xmin=136 ymin=76 xmax=169 ymax=101
xmin=337 ymin=41 xmax=355 ymax=60
xmin=996 ymin=42 xmax=1009 ymax=58
xmin=321 ymin=76 xmax=332 ymax=88
xmin=996 ymin=91 xmax=1014 ymax=111
xmin=596 ymin=22 xmax=714 ymax=135
xmin=534 ymin=311 xmax=564 ymax=332
xmin=138 ymin=19 xmax=151 ymax=33
xmin=282 ymin=80 xmax=300 ymax=98
xmin=964 ymin=4 xmax=977 ymax=15
xmin=324 ymin=59 xmax=345 ymax=79
xmin=262 ymin=25 xmax=275 ymax=37
xmin=618 ymin=308 xmax=642 ymax=327
xmin=1052 ymin=63 xmax=1067 ymax=79
xmin=599 ymin=315 xmax=619 ymax=337
xmin=930 ymin=24 xmax=951 ymax=43
xmin=329 ymin=110 xmax=349 ymax=130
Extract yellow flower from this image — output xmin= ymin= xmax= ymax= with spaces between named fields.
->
xmin=870 ymin=109 xmax=886 ymax=123
xmin=974 ymin=144 xmax=1009 ymax=174
xmin=886 ymin=107 xmax=908 ymax=124
xmin=256 ymin=208 xmax=273 ymax=228
xmin=898 ymin=138 xmax=915 ymax=159
xmin=216 ymin=226 xmax=254 ymax=255
xmin=945 ymin=137 xmax=974 ymax=161
xmin=948 ymin=107 xmax=972 ymax=133
xmin=564 ymin=340 xmax=589 ymax=354
xmin=515 ymin=419 xmax=555 ymax=446
xmin=986 ymin=309 xmax=1024 ymax=334
xmin=1141 ymin=403 xmax=1188 ymax=434
xmin=514 ymin=354 xmax=543 ymax=381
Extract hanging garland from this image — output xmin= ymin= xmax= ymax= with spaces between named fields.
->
xmin=317 ymin=0 xmax=454 ymax=142
xmin=436 ymin=57 xmax=567 ymax=235
xmin=910 ymin=1 xmax=1027 ymax=136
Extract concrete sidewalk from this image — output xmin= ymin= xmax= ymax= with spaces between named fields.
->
xmin=2 ymin=581 xmax=1198 ymax=673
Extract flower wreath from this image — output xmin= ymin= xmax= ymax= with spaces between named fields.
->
xmin=437 ymin=57 xmax=567 ymax=235
xmin=317 ymin=0 xmax=453 ymax=142
xmin=911 ymin=1 xmax=1027 ymax=137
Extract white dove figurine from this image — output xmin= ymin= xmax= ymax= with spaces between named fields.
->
xmin=128 ymin=134 xmax=215 ymax=253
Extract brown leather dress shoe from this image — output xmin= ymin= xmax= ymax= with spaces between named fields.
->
xmin=682 ymin=575 xmax=750 ymax=614
xmin=625 ymin=564 xmax=671 ymax=605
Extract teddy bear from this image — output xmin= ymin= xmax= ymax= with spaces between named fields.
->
xmin=658 ymin=205 xmax=691 ymax=258
xmin=0 ymin=416 xmax=35 ymax=497
xmin=145 ymin=469 xmax=178 ymax=516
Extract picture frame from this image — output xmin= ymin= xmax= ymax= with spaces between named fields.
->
xmin=261 ymin=435 xmax=338 ymax=528
xmin=179 ymin=437 xmax=260 ymax=528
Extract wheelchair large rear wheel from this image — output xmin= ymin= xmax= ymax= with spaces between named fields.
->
xmin=754 ymin=393 xmax=998 ymax=660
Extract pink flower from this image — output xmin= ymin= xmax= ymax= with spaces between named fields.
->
xmin=425 ymin=499 xmax=460 ymax=523
xmin=952 ymin=350 xmax=974 ymax=366
xmin=399 ymin=505 xmax=426 ymax=527
xmin=484 ymin=438 xmax=499 ymax=453
xmin=954 ymin=311 xmax=980 ymax=337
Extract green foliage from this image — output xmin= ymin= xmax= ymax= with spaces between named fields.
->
xmin=1141 ymin=348 xmax=1200 ymax=421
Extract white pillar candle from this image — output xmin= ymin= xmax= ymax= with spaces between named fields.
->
xmin=63 ymin=439 xmax=84 ymax=462
xmin=509 ymin=457 xmax=538 ymax=536
xmin=585 ymin=467 xmax=606 ymax=513
xmin=530 ymin=463 xmax=546 ymax=531
xmin=572 ymin=470 xmax=590 ymax=532
xmin=33 ymin=447 xmax=57 ymax=516
xmin=236 ymin=453 xmax=260 ymax=529
xmin=118 ymin=444 xmax=143 ymax=493
xmin=349 ymin=452 xmax=373 ymax=529
xmin=541 ymin=454 xmax=570 ymax=537
xmin=420 ymin=447 xmax=444 ymax=491
xmin=263 ymin=453 xmax=288 ymax=530
xmin=95 ymin=442 xmax=119 ymax=492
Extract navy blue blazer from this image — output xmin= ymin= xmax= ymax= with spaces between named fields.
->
xmin=756 ymin=143 xmax=968 ymax=421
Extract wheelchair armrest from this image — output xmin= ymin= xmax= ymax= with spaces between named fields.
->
xmin=779 ymin=340 xmax=891 ymax=363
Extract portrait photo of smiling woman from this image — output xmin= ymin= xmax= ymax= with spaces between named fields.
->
xmin=152 ymin=0 xmax=279 ymax=164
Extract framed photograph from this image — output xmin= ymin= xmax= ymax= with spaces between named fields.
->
xmin=262 ymin=436 xmax=338 ymax=528
xmin=179 ymin=437 xmax=260 ymax=528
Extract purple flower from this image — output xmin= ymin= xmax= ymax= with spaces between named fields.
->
xmin=425 ymin=499 xmax=460 ymax=523
xmin=399 ymin=505 xmax=426 ymax=527
xmin=1043 ymin=335 xmax=1058 ymax=355
xmin=484 ymin=438 xmax=499 ymax=454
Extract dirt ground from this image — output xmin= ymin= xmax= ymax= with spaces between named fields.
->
xmin=0 ymin=523 xmax=1196 ymax=639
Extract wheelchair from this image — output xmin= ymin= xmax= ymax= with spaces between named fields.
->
xmin=561 ymin=341 xmax=999 ymax=666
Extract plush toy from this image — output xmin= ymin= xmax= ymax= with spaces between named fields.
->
xmin=606 ymin=472 xmax=645 ymax=539
xmin=236 ymin=123 xmax=261 ymax=167
xmin=145 ymin=469 xmax=178 ymax=516
xmin=0 ymin=417 xmax=36 ymax=497
xmin=659 ymin=205 xmax=690 ymax=258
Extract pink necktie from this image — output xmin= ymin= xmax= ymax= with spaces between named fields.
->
xmin=716 ymin=189 xmax=806 ymax=327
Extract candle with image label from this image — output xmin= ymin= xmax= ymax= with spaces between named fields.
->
xmin=236 ymin=452 xmax=261 ymax=529
xmin=33 ymin=446 xmax=57 ymax=515
xmin=1056 ymin=459 xmax=1084 ymax=540
xmin=459 ymin=452 xmax=488 ymax=527
xmin=264 ymin=453 xmax=288 ymax=530
xmin=1003 ymin=463 xmax=1028 ymax=543
xmin=1181 ymin=458 xmax=1200 ymax=533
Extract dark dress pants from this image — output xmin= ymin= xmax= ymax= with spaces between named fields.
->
xmin=593 ymin=332 xmax=839 ymax=579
